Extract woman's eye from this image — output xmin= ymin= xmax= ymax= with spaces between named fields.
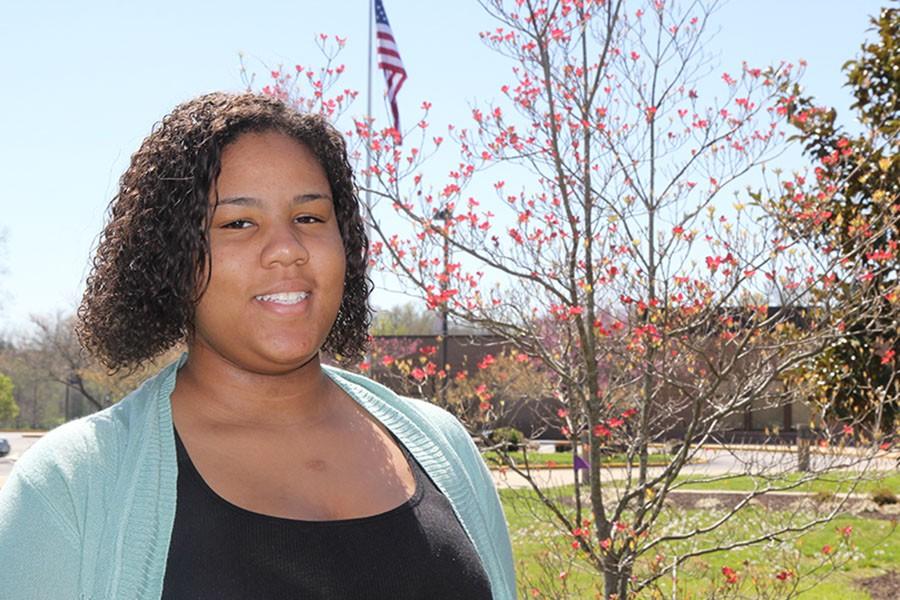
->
xmin=295 ymin=215 xmax=323 ymax=224
xmin=222 ymin=219 xmax=253 ymax=229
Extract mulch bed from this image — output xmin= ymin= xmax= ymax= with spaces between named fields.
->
xmin=557 ymin=489 xmax=899 ymax=521
xmin=662 ymin=490 xmax=899 ymax=522
xmin=856 ymin=570 xmax=900 ymax=600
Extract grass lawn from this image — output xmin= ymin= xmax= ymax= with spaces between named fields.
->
xmin=498 ymin=479 xmax=899 ymax=599
xmin=482 ymin=449 xmax=672 ymax=468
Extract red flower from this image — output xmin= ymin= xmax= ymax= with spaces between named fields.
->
xmin=775 ymin=569 xmax=793 ymax=581
xmin=478 ymin=354 xmax=496 ymax=369
xmin=721 ymin=566 xmax=739 ymax=584
xmin=593 ymin=424 xmax=611 ymax=437
xmin=822 ymin=544 xmax=833 ymax=555
xmin=882 ymin=349 xmax=896 ymax=365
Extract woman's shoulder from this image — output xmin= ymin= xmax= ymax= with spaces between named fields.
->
xmin=322 ymin=365 xmax=476 ymax=454
xmin=9 ymin=364 xmax=172 ymax=495
xmin=324 ymin=365 xmax=461 ymax=421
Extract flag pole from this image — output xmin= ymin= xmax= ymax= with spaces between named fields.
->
xmin=363 ymin=0 xmax=375 ymax=352
xmin=365 ymin=0 xmax=376 ymax=352
xmin=365 ymin=0 xmax=374 ymax=222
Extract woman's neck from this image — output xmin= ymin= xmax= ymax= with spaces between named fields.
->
xmin=171 ymin=345 xmax=344 ymax=433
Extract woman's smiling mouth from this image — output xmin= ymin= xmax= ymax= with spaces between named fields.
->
xmin=254 ymin=291 xmax=310 ymax=305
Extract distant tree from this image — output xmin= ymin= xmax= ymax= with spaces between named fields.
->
xmin=0 ymin=229 xmax=8 ymax=311
xmin=0 ymin=373 xmax=18 ymax=424
xmin=770 ymin=6 xmax=898 ymax=430
xmin=0 ymin=312 xmax=185 ymax=428
xmin=370 ymin=302 xmax=440 ymax=335
xmin=29 ymin=312 xmax=185 ymax=416
xmin=28 ymin=312 xmax=106 ymax=412
xmin=0 ymin=335 xmax=65 ymax=428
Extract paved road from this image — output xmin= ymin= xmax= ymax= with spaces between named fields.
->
xmin=0 ymin=431 xmax=44 ymax=488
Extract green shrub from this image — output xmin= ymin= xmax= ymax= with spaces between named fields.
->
xmin=812 ymin=490 xmax=835 ymax=504
xmin=489 ymin=427 xmax=525 ymax=451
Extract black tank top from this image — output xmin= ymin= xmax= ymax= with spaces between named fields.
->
xmin=161 ymin=425 xmax=493 ymax=599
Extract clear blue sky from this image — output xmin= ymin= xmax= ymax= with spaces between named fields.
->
xmin=0 ymin=0 xmax=886 ymax=335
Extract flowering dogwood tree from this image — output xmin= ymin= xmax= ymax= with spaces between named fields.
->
xmin=254 ymin=1 xmax=897 ymax=597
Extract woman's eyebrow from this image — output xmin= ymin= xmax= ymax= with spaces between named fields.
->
xmin=217 ymin=193 xmax=333 ymax=207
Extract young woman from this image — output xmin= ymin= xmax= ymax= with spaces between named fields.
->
xmin=0 ymin=92 xmax=516 ymax=599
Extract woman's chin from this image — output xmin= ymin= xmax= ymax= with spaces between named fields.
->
xmin=190 ymin=341 xmax=320 ymax=376
xmin=248 ymin=344 xmax=322 ymax=372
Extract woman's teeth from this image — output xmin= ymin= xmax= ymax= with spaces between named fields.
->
xmin=255 ymin=292 xmax=309 ymax=305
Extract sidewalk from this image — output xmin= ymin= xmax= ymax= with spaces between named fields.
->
xmin=490 ymin=446 xmax=898 ymax=489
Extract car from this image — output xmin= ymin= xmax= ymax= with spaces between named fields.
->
xmin=0 ymin=437 xmax=10 ymax=458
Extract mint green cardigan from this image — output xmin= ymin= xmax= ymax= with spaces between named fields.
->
xmin=0 ymin=355 xmax=517 ymax=599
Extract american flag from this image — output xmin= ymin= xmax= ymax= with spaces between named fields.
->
xmin=374 ymin=0 xmax=407 ymax=132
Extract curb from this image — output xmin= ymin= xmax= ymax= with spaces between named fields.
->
xmin=678 ymin=442 xmax=899 ymax=460
xmin=666 ymin=488 xmax=873 ymax=500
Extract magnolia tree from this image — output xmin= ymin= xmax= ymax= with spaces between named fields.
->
xmin=254 ymin=1 xmax=897 ymax=597
xmin=768 ymin=6 xmax=899 ymax=432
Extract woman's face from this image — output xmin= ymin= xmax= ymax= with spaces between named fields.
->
xmin=191 ymin=130 xmax=347 ymax=374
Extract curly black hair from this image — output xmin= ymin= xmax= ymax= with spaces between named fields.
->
xmin=77 ymin=92 xmax=371 ymax=371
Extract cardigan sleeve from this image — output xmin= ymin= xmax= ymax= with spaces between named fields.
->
xmin=416 ymin=401 xmax=518 ymax=599
xmin=0 ymin=466 xmax=82 ymax=599
xmin=445 ymin=415 xmax=518 ymax=599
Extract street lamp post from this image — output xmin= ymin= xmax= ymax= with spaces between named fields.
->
xmin=434 ymin=206 xmax=452 ymax=405
xmin=64 ymin=373 xmax=80 ymax=422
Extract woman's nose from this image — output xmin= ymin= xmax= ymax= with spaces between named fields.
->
xmin=261 ymin=224 xmax=310 ymax=267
